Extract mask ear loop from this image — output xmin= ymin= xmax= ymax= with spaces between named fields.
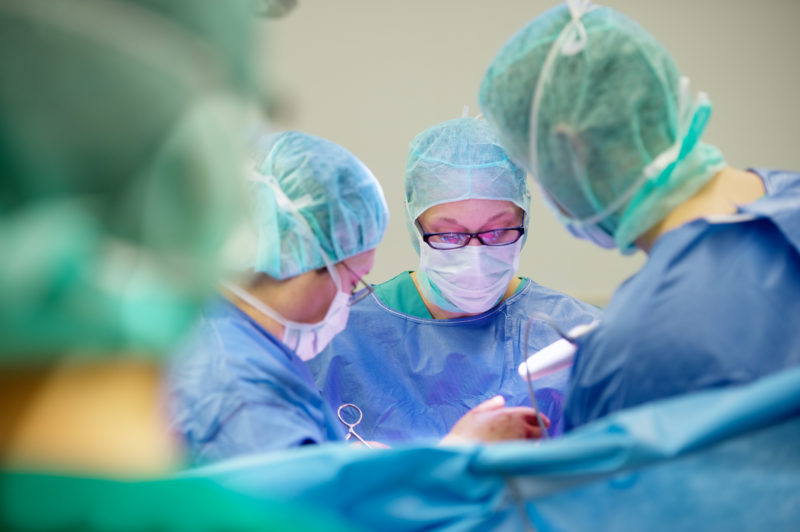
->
xmin=222 ymin=279 xmax=313 ymax=333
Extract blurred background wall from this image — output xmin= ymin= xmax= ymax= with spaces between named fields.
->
xmin=256 ymin=0 xmax=800 ymax=306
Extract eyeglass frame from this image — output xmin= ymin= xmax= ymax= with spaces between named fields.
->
xmin=340 ymin=260 xmax=374 ymax=305
xmin=415 ymin=214 xmax=526 ymax=250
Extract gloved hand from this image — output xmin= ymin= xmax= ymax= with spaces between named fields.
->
xmin=439 ymin=395 xmax=550 ymax=445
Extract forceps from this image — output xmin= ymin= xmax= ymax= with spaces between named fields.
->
xmin=337 ymin=403 xmax=373 ymax=449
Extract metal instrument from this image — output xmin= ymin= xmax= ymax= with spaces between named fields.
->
xmin=337 ymin=403 xmax=372 ymax=448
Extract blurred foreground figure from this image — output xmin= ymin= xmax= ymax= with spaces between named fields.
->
xmin=0 ymin=1 xmax=344 ymax=529
xmin=480 ymin=1 xmax=800 ymax=429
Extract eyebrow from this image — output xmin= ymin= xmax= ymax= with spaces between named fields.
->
xmin=434 ymin=212 xmax=520 ymax=230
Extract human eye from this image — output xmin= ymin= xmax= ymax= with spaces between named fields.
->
xmin=442 ymin=233 xmax=467 ymax=244
xmin=429 ymin=232 xmax=467 ymax=249
xmin=477 ymin=229 xmax=500 ymax=244
xmin=480 ymin=228 xmax=519 ymax=245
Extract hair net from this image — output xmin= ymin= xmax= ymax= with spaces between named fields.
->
xmin=0 ymin=0 xmax=257 ymax=360
xmin=404 ymin=117 xmax=530 ymax=254
xmin=243 ymin=131 xmax=389 ymax=279
xmin=479 ymin=1 xmax=726 ymax=252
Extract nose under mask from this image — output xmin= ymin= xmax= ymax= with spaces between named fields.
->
xmin=417 ymin=238 xmax=522 ymax=314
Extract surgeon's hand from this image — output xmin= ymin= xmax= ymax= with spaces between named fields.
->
xmin=439 ymin=395 xmax=550 ymax=445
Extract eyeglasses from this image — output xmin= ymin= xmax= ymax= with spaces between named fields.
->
xmin=341 ymin=261 xmax=374 ymax=306
xmin=416 ymin=218 xmax=525 ymax=250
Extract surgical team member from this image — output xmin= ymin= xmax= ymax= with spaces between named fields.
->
xmin=168 ymin=131 xmax=389 ymax=464
xmin=168 ymin=131 xmax=543 ymax=462
xmin=310 ymin=118 xmax=600 ymax=442
xmin=479 ymin=2 xmax=800 ymax=429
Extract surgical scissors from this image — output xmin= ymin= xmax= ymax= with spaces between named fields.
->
xmin=337 ymin=403 xmax=373 ymax=448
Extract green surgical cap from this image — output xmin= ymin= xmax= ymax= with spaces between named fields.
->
xmin=404 ymin=118 xmax=530 ymax=254
xmin=0 ymin=0 xmax=256 ymax=361
xmin=479 ymin=2 xmax=726 ymax=252
xmin=244 ymin=131 xmax=389 ymax=279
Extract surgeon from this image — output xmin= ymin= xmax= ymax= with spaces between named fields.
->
xmin=479 ymin=1 xmax=800 ymax=429
xmin=167 ymin=131 xmax=387 ymax=463
xmin=309 ymin=117 xmax=600 ymax=443
xmin=168 ymin=130 xmax=542 ymax=463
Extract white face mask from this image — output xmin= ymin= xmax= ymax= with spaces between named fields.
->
xmin=282 ymin=284 xmax=350 ymax=361
xmin=417 ymin=237 xmax=521 ymax=314
xmin=225 ymin=263 xmax=350 ymax=361
xmin=563 ymin=221 xmax=617 ymax=249
xmin=538 ymin=187 xmax=617 ymax=249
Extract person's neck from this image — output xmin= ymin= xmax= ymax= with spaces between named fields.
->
xmin=635 ymin=167 xmax=766 ymax=253
xmin=0 ymin=358 xmax=180 ymax=477
xmin=223 ymin=285 xmax=286 ymax=340
xmin=410 ymin=271 xmax=520 ymax=320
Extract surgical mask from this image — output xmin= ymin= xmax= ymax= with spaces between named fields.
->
xmin=417 ymin=237 xmax=521 ymax=314
xmin=539 ymin=190 xmax=617 ymax=249
xmin=224 ymin=263 xmax=350 ymax=361
xmin=564 ymin=222 xmax=616 ymax=249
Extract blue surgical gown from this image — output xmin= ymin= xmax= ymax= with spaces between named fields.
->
xmin=168 ymin=297 xmax=343 ymax=465
xmin=308 ymin=276 xmax=600 ymax=442
xmin=565 ymin=168 xmax=800 ymax=430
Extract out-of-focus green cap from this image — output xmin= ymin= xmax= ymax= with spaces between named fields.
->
xmin=0 ymin=0 xmax=258 ymax=361
xmin=480 ymin=2 xmax=726 ymax=252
